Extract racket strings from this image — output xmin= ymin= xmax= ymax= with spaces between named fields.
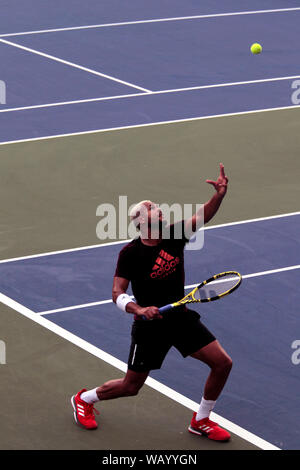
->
xmin=194 ymin=274 xmax=241 ymax=301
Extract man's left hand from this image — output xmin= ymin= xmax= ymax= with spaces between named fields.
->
xmin=206 ymin=163 xmax=228 ymax=197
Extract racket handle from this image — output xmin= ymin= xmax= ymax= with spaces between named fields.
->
xmin=141 ymin=303 xmax=174 ymax=320
xmin=159 ymin=304 xmax=174 ymax=314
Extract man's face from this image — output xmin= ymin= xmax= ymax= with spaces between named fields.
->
xmin=147 ymin=202 xmax=163 ymax=225
xmin=139 ymin=201 xmax=166 ymax=235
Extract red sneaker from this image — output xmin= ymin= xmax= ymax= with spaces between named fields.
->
xmin=188 ymin=412 xmax=230 ymax=441
xmin=71 ymin=389 xmax=99 ymax=430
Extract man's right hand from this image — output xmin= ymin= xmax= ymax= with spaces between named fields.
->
xmin=138 ymin=306 xmax=163 ymax=320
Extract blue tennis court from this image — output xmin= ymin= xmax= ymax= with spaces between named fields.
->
xmin=0 ymin=3 xmax=300 ymax=142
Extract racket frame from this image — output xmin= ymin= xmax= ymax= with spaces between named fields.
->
xmin=159 ymin=271 xmax=242 ymax=313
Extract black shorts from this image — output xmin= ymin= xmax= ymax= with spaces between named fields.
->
xmin=128 ymin=309 xmax=216 ymax=372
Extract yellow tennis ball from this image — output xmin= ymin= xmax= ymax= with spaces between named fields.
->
xmin=251 ymin=43 xmax=262 ymax=55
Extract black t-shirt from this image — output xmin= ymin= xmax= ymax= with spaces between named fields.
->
xmin=114 ymin=222 xmax=188 ymax=310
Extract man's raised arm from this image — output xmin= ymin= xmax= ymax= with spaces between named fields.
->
xmin=185 ymin=163 xmax=228 ymax=236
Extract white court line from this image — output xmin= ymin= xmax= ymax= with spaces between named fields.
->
xmin=38 ymin=264 xmax=300 ymax=315
xmin=0 ymin=291 xmax=280 ymax=450
xmin=0 ymin=210 xmax=299 ymax=264
xmin=0 ymin=103 xmax=299 ymax=147
xmin=0 ymin=38 xmax=152 ymax=94
xmin=0 ymin=7 xmax=300 ymax=38
xmin=1 ymin=74 xmax=300 ymax=115
xmin=39 ymin=298 xmax=116 ymax=315
xmin=0 ymin=91 xmax=145 ymax=114
xmin=39 ymin=298 xmax=130 ymax=315
xmin=184 ymin=264 xmax=300 ymax=291
xmin=204 ymin=211 xmax=300 ymax=230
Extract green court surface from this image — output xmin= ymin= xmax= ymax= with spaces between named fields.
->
xmin=0 ymin=302 xmax=260 ymax=450
xmin=0 ymin=108 xmax=299 ymax=259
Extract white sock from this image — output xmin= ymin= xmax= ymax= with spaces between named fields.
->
xmin=196 ymin=397 xmax=216 ymax=421
xmin=80 ymin=388 xmax=99 ymax=404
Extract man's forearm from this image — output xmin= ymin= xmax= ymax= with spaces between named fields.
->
xmin=185 ymin=193 xmax=224 ymax=235
xmin=125 ymin=301 xmax=143 ymax=315
xmin=204 ymin=193 xmax=224 ymax=224
xmin=114 ymin=294 xmax=161 ymax=320
xmin=113 ymin=291 xmax=143 ymax=316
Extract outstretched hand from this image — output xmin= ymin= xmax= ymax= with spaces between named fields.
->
xmin=206 ymin=163 xmax=228 ymax=197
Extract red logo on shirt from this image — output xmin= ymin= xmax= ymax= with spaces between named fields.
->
xmin=150 ymin=250 xmax=180 ymax=278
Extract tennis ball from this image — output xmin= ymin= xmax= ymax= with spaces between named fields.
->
xmin=251 ymin=43 xmax=262 ymax=54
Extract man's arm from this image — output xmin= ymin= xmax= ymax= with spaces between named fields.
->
xmin=112 ymin=276 xmax=162 ymax=320
xmin=185 ymin=163 xmax=228 ymax=235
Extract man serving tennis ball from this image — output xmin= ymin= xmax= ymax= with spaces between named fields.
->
xmin=71 ymin=163 xmax=233 ymax=441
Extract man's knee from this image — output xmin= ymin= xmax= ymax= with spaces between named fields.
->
xmin=122 ymin=374 xmax=147 ymax=397
xmin=214 ymin=355 xmax=233 ymax=374
xmin=123 ymin=382 xmax=142 ymax=396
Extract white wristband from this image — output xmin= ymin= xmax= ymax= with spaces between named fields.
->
xmin=116 ymin=293 xmax=135 ymax=312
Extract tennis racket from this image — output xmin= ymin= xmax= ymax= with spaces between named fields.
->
xmin=159 ymin=271 xmax=242 ymax=314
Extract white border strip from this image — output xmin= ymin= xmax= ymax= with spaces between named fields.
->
xmin=145 ymin=378 xmax=280 ymax=451
xmin=0 ymin=104 xmax=299 ymax=147
xmin=0 ymin=210 xmax=299 ymax=265
xmin=0 ymin=7 xmax=300 ymax=38
xmin=0 ymin=291 xmax=280 ymax=450
xmin=38 ymin=264 xmax=300 ymax=315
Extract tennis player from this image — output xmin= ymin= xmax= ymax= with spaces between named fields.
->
xmin=71 ymin=163 xmax=232 ymax=441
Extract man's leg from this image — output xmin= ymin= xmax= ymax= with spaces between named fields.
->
xmin=188 ymin=339 xmax=232 ymax=441
xmin=190 ymin=339 xmax=232 ymax=401
xmin=95 ymin=369 xmax=149 ymax=400
xmin=71 ymin=369 xmax=149 ymax=429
